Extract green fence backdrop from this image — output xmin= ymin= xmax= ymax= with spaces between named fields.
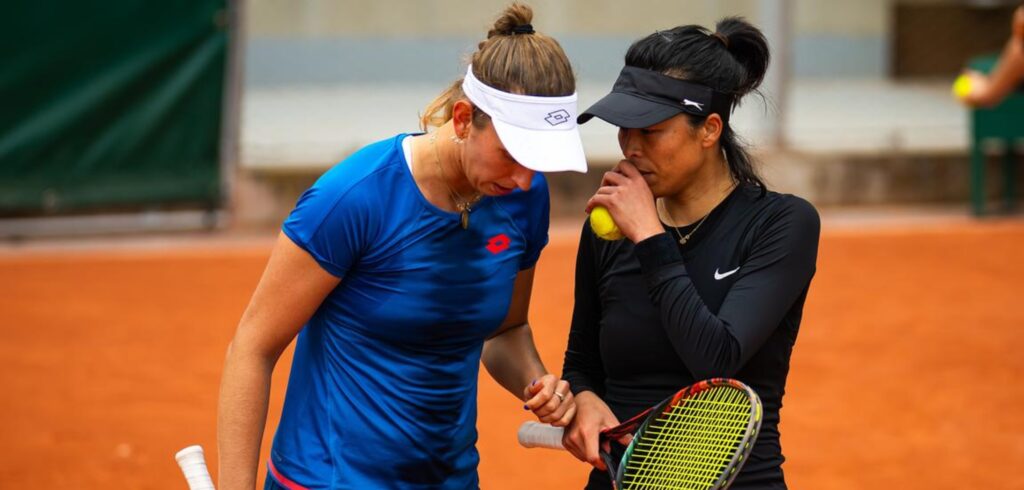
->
xmin=0 ymin=1 xmax=229 ymax=215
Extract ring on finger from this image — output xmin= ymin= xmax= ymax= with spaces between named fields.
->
xmin=554 ymin=391 xmax=566 ymax=402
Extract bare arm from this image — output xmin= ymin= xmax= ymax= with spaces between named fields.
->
xmin=963 ymin=6 xmax=1024 ymax=107
xmin=217 ymin=232 xmax=341 ymax=490
xmin=481 ymin=267 xmax=576 ymax=426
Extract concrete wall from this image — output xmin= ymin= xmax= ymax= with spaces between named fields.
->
xmin=247 ymin=0 xmax=757 ymax=37
xmin=244 ymin=0 xmax=893 ymax=86
xmin=235 ymin=149 xmax=1024 ymax=228
xmin=230 ymin=0 xmax=1015 ymax=228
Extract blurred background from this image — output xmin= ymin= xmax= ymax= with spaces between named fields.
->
xmin=3 ymin=0 xmax=1023 ymax=234
xmin=237 ymin=0 xmax=1019 ymax=220
xmin=2 ymin=0 xmax=1023 ymax=489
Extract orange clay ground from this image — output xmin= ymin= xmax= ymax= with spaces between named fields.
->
xmin=1 ymin=217 xmax=1023 ymax=489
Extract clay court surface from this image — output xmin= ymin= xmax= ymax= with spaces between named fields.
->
xmin=2 ymin=216 xmax=1023 ymax=489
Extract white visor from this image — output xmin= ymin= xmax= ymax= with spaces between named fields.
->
xmin=461 ymin=65 xmax=587 ymax=173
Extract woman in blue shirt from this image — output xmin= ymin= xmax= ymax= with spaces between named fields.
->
xmin=217 ymin=4 xmax=588 ymax=489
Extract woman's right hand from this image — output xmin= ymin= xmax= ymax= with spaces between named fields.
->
xmin=561 ymin=391 xmax=621 ymax=471
xmin=585 ymin=161 xmax=663 ymax=244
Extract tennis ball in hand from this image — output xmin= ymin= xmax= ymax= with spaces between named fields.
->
xmin=589 ymin=206 xmax=623 ymax=241
xmin=952 ymin=74 xmax=973 ymax=100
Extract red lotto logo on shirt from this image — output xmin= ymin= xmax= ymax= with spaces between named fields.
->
xmin=486 ymin=234 xmax=511 ymax=254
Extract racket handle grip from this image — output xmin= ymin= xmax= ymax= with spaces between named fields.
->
xmin=175 ymin=445 xmax=216 ymax=490
xmin=517 ymin=421 xmax=566 ymax=449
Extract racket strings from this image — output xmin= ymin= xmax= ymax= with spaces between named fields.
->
xmin=625 ymin=398 xmax=748 ymax=488
xmin=628 ymin=392 xmax=747 ymax=487
xmin=622 ymin=386 xmax=753 ymax=489
xmin=635 ymin=390 xmax=749 ymax=488
xmin=630 ymin=389 xmax=750 ymax=488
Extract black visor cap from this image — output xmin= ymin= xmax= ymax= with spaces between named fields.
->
xmin=578 ymin=66 xmax=732 ymax=128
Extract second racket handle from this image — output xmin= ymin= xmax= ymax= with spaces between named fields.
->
xmin=517 ymin=421 xmax=566 ymax=449
xmin=175 ymin=445 xmax=216 ymax=490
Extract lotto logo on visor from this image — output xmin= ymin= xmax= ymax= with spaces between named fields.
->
xmin=545 ymin=109 xmax=571 ymax=126
xmin=461 ymin=65 xmax=588 ymax=173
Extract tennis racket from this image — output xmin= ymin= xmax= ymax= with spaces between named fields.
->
xmin=175 ymin=445 xmax=216 ymax=490
xmin=518 ymin=378 xmax=762 ymax=490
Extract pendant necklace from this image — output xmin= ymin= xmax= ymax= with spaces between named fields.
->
xmin=660 ymin=199 xmax=710 ymax=245
xmin=430 ymin=134 xmax=481 ymax=229
xmin=659 ymin=181 xmax=736 ymax=245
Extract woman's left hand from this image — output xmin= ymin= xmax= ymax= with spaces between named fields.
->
xmin=585 ymin=160 xmax=664 ymax=243
xmin=523 ymin=374 xmax=576 ymax=427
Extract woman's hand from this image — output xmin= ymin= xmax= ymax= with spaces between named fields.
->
xmin=585 ymin=160 xmax=663 ymax=243
xmin=561 ymin=391 xmax=625 ymax=471
xmin=959 ymin=69 xmax=996 ymax=107
xmin=523 ymin=374 xmax=576 ymax=427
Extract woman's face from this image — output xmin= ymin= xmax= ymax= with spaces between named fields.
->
xmin=617 ymin=114 xmax=709 ymax=197
xmin=457 ymin=108 xmax=536 ymax=196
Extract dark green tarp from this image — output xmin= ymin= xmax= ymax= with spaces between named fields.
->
xmin=0 ymin=1 xmax=229 ymax=214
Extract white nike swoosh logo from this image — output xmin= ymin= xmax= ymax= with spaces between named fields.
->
xmin=714 ymin=267 xmax=740 ymax=280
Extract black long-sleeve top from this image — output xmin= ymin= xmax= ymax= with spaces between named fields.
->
xmin=562 ymin=184 xmax=820 ymax=490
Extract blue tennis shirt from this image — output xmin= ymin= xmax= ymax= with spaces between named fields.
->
xmin=270 ymin=134 xmax=550 ymax=489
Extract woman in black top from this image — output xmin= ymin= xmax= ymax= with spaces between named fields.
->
xmin=561 ymin=18 xmax=819 ymax=489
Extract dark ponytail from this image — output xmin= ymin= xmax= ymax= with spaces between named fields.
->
xmin=624 ymin=16 xmax=770 ymax=194
xmin=714 ymin=17 xmax=770 ymax=97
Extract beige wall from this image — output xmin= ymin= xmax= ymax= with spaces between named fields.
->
xmin=247 ymin=0 xmax=763 ymax=37
xmin=793 ymin=0 xmax=889 ymax=36
xmin=247 ymin=0 xmax=911 ymax=38
xmin=245 ymin=0 xmax=904 ymax=79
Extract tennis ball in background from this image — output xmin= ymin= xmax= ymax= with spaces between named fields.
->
xmin=952 ymin=74 xmax=973 ymax=100
xmin=589 ymin=206 xmax=623 ymax=241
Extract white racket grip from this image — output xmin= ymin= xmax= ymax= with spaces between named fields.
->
xmin=517 ymin=421 xmax=566 ymax=449
xmin=175 ymin=445 xmax=216 ymax=490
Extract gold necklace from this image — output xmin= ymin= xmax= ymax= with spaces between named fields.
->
xmin=429 ymin=134 xmax=481 ymax=229
xmin=658 ymin=181 xmax=737 ymax=245
xmin=659 ymin=199 xmax=710 ymax=245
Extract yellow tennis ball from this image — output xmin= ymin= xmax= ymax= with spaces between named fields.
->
xmin=953 ymin=74 xmax=973 ymax=100
xmin=589 ymin=206 xmax=623 ymax=241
